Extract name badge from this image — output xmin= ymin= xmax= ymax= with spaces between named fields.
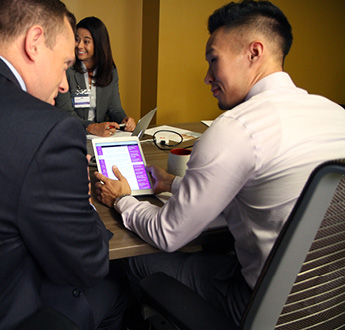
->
xmin=73 ymin=89 xmax=90 ymax=108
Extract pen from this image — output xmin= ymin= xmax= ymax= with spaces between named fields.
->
xmin=107 ymin=124 xmax=126 ymax=130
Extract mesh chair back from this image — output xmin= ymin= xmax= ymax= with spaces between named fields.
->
xmin=242 ymin=159 xmax=345 ymax=329
xmin=275 ymin=175 xmax=345 ymax=329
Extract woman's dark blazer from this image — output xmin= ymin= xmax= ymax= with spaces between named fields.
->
xmin=55 ymin=65 xmax=127 ymax=129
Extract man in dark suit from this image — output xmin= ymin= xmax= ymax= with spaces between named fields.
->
xmin=0 ymin=1 xmax=126 ymax=329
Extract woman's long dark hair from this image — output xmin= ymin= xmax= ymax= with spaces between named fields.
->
xmin=74 ymin=16 xmax=115 ymax=87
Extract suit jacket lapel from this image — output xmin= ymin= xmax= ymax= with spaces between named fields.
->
xmin=0 ymin=58 xmax=22 ymax=89
xmin=96 ymin=84 xmax=104 ymax=122
xmin=74 ymin=71 xmax=87 ymax=90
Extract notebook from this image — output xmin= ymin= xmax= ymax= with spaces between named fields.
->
xmin=92 ymin=136 xmax=154 ymax=196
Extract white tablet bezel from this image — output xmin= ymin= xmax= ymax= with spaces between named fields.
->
xmin=92 ymin=136 xmax=154 ymax=196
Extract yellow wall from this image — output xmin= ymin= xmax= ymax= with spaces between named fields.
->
xmin=157 ymin=0 xmax=345 ymax=124
xmin=157 ymin=0 xmax=228 ymax=124
xmin=63 ymin=0 xmax=345 ymax=125
xmin=274 ymin=0 xmax=345 ymax=105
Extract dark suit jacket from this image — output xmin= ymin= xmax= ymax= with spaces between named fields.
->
xmin=55 ymin=66 xmax=127 ymax=129
xmin=0 ymin=59 xmax=109 ymax=330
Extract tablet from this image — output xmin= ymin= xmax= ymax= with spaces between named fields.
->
xmin=92 ymin=136 xmax=154 ymax=196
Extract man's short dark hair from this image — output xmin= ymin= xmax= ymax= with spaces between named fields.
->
xmin=208 ymin=0 xmax=293 ymax=59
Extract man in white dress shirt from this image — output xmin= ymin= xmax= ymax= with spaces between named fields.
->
xmin=95 ymin=0 xmax=345 ymax=325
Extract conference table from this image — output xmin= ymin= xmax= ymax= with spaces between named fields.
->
xmin=89 ymin=122 xmax=230 ymax=260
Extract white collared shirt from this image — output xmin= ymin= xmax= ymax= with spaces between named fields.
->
xmin=81 ymin=62 xmax=96 ymax=121
xmin=0 ymin=56 xmax=27 ymax=91
xmin=117 ymin=72 xmax=345 ymax=288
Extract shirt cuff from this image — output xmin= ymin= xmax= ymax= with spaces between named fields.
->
xmin=114 ymin=195 xmax=138 ymax=213
xmin=171 ymin=176 xmax=183 ymax=194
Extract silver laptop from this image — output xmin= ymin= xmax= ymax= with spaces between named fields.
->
xmin=131 ymin=107 xmax=157 ymax=140
xmin=88 ymin=108 xmax=157 ymax=165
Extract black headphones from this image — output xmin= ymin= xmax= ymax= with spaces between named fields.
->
xmin=152 ymin=130 xmax=183 ymax=150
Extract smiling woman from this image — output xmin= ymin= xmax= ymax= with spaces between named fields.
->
xmin=55 ymin=16 xmax=136 ymax=137
xmin=75 ymin=28 xmax=95 ymax=68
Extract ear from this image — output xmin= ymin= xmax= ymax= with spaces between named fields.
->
xmin=24 ymin=25 xmax=45 ymax=61
xmin=248 ymin=41 xmax=264 ymax=62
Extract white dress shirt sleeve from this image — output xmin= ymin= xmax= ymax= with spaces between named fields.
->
xmin=118 ymin=115 xmax=257 ymax=252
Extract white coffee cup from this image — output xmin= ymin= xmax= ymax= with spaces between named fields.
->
xmin=167 ymin=148 xmax=191 ymax=177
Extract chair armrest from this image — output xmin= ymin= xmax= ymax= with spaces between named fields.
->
xmin=139 ymin=272 xmax=237 ymax=330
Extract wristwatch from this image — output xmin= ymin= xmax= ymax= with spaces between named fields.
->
xmin=113 ymin=194 xmax=130 ymax=210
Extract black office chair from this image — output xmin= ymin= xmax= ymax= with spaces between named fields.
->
xmin=139 ymin=158 xmax=345 ymax=329
xmin=14 ymin=307 xmax=78 ymax=330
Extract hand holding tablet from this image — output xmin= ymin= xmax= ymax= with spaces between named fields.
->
xmin=92 ymin=136 xmax=154 ymax=196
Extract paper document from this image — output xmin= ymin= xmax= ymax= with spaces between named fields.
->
xmin=87 ymin=131 xmax=132 ymax=140
xmin=145 ymin=125 xmax=201 ymax=142
xmin=201 ymin=120 xmax=213 ymax=127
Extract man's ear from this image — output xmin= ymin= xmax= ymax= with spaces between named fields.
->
xmin=248 ymin=41 xmax=264 ymax=62
xmin=24 ymin=25 xmax=45 ymax=61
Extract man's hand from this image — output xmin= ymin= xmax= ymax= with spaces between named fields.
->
xmin=94 ymin=166 xmax=131 ymax=208
xmin=146 ymin=164 xmax=175 ymax=194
